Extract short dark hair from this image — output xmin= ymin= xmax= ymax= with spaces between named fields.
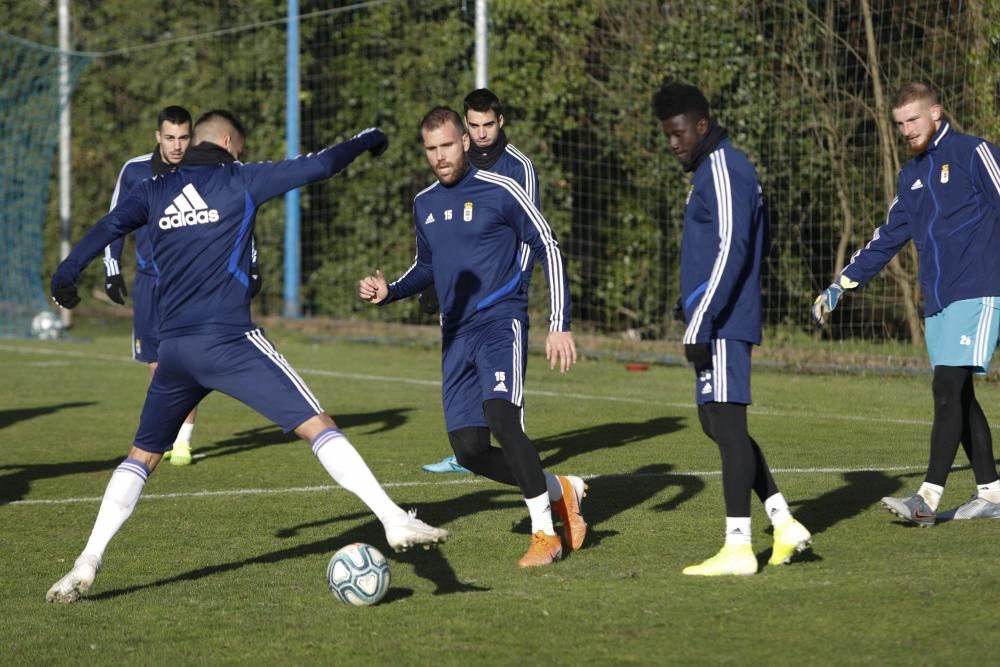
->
xmin=157 ymin=105 xmax=192 ymax=129
xmin=463 ymin=88 xmax=503 ymax=117
xmin=651 ymin=82 xmax=710 ymax=122
xmin=892 ymin=81 xmax=938 ymax=110
xmin=419 ymin=106 xmax=465 ymax=136
xmin=194 ymin=109 xmax=247 ymax=139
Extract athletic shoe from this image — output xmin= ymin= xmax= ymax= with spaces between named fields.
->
xmin=938 ymin=496 xmax=1000 ymax=521
xmin=682 ymin=543 xmax=757 ymax=576
xmin=881 ymin=493 xmax=936 ymax=526
xmin=46 ymin=554 xmax=101 ymax=604
xmin=553 ymin=475 xmax=588 ymax=551
xmin=768 ymin=518 xmax=812 ymax=566
xmin=517 ymin=531 xmax=563 ymax=568
xmin=170 ymin=440 xmax=192 ymax=466
xmin=421 ymin=454 xmax=470 ymax=474
xmin=383 ymin=509 xmax=449 ymax=552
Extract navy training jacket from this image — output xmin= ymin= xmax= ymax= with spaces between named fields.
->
xmin=681 ymin=139 xmax=769 ymax=345
xmin=840 ymin=122 xmax=1000 ymax=316
xmin=383 ymin=165 xmax=570 ymax=337
xmin=53 ymin=129 xmax=385 ymax=338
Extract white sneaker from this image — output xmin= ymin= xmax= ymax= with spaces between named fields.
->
xmin=938 ymin=496 xmax=1000 ymax=520
xmin=46 ymin=554 xmax=101 ymax=603
xmin=383 ymin=509 xmax=448 ymax=552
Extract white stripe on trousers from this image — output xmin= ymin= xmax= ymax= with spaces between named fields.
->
xmin=712 ymin=339 xmax=728 ymax=403
xmin=511 ymin=319 xmax=524 ymax=407
xmin=244 ymin=329 xmax=323 ymax=414
xmin=974 ymin=297 xmax=996 ymax=369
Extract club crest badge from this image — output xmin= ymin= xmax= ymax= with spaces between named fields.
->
xmin=463 ymin=201 xmax=473 ymax=222
xmin=940 ymin=164 xmax=949 ymax=184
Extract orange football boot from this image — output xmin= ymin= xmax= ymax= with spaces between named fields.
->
xmin=517 ymin=531 xmax=563 ymax=568
xmin=553 ymin=475 xmax=588 ymax=551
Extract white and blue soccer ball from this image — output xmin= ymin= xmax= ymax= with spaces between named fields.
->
xmin=31 ymin=310 xmax=63 ymax=340
xmin=326 ymin=542 xmax=390 ymax=606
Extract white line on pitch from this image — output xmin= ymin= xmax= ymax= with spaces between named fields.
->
xmin=6 ymin=463 xmax=933 ymax=507
xmin=0 ymin=343 xmax=938 ymax=427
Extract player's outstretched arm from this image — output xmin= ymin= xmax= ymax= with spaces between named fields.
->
xmin=545 ymin=330 xmax=577 ymax=373
xmin=812 ymin=274 xmax=859 ymax=326
xmin=358 ymin=269 xmax=389 ymax=304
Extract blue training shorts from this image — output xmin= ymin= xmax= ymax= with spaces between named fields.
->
xmin=694 ymin=338 xmax=752 ymax=405
xmin=132 ymin=328 xmax=323 ymax=452
xmin=441 ymin=317 xmax=527 ymax=432
xmin=925 ymin=296 xmax=1000 ymax=373
xmin=131 ymin=271 xmax=160 ymax=363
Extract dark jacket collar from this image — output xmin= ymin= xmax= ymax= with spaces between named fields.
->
xmin=925 ymin=121 xmax=951 ymax=154
xmin=684 ymin=120 xmax=728 ymax=173
xmin=149 ymin=146 xmax=174 ymax=176
xmin=468 ymin=129 xmax=509 ymax=170
xmin=180 ymin=142 xmax=236 ymax=166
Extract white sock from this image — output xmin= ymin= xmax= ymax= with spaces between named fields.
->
xmin=977 ymin=479 xmax=1000 ymax=503
xmin=525 ymin=491 xmax=556 ymax=535
xmin=82 ymin=458 xmax=149 ymax=559
xmin=311 ymin=429 xmax=403 ymax=522
xmin=725 ymin=517 xmax=752 ymax=545
xmin=917 ymin=482 xmax=944 ymax=511
xmin=175 ymin=422 xmax=194 ymax=444
xmin=545 ymin=473 xmax=563 ymax=502
xmin=764 ymin=493 xmax=793 ymax=526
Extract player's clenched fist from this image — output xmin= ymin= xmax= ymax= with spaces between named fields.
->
xmin=358 ymin=269 xmax=388 ymax=304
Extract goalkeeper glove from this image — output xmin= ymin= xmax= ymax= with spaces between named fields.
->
xmin=812 ymin=274 xmax=858 ymax=325
xmin=104 ymin=273 xmax=128 ymax=305
xmin=684 ymin=342 xmax=712 ymax=370
xmin=52 ymin=280 xmax=81 ymax=309
xmin=419 ymin=285 xmax=440 ymax=315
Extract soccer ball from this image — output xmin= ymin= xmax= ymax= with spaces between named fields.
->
xmin=326 ymin=542 xmax=390 ymax=606
xmin=31 ymin=311 xmax=63 ymax=340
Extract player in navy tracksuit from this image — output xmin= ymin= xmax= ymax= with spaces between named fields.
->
xmin=102 ymin=106 xmax=263 ymax=464
xmin=46 ymin=111 xmax=447 ymax=604
xmin=421 ymin=88 xmax=544 ymax=475
xmin=814 ymin=82 xmax=1000 ymax=524
xmin=654 ymin=82 xmax=811 ymax=576
xmin=359 ymin=107 xmax=585 ymax=567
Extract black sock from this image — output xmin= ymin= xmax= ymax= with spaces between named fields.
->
xmin=927 ymin=366 xmax=971 ymax=486
xmin=448 ymin=426 xmax=518 ymax=486
xmin=483 ymin=399 xmax=546 ymax=498
xmin=699 ymin=403 xmax=763 ymax=517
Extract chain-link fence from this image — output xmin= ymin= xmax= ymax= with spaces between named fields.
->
xmin=6 ymin=0 xmax=998 ymax=356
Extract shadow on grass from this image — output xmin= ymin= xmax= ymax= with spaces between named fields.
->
xmin=0 ymin=401 xmax=96 ymax=431
xmin=193 ymin=408 xmax=416 ymax=461
xmin=1 ymin=455 xmax=118 ymax=505
xmin=535 ymin=416 xmax=685 ymax=469
xmin=87 ymin=504 xmax=463 ymax=604
xmin=790 ymin=470 xmax=909 ymax=537
xmin=508 ymin=463 xmax=706 ymax=550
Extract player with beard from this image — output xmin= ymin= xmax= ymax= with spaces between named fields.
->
xmin=422 ymin=88 xmax=542 ymax=475
xmin=814 ymin=81 xmax=1000 ymax=524
xmin=359 ymin=107 xmax=586 ymax=567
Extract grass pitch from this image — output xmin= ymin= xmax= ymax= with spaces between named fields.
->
xmin=3 ymin=320 xmax=1000 ymax=665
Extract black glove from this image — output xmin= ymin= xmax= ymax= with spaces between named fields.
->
xmin=52 ymin=281 xmax=81 ymax=309
xmin=684 ymin=343 xmax=712 ymax=370
xmin=672 ymin=297 xmax=686 ymax=323
xmin=104 ymin=273 xmax=128 ymax=305
xmin=249 ymin=270 xmax=263 ymax=298
xmin=366 ymin=129 xmax=389 ymax=158
xmin=419 ymin=285 xmax=440 ymax=315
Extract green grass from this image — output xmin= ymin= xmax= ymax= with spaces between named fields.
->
xmin=3 ymin=320 xmax=1000 ymax=665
